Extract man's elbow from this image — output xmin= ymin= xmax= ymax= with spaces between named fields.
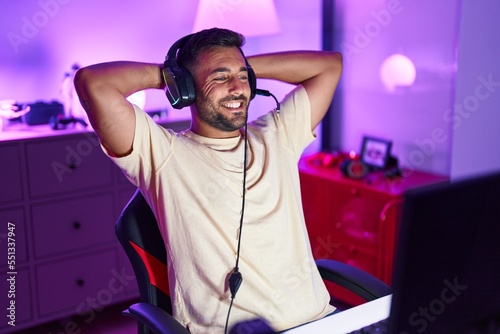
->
xmin=323 ymin=52 xmax=342 ymax=85
xmin=73 ymin=67 xmax=92 ymax=95
xmin=73 ymin=66 xmax=105 ymax=116
xmin=73 ymin=66 xmax=105 ymax=107
xmin=329 ymin=52 xmax=343 ymax=73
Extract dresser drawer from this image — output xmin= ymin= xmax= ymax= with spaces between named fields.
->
xmin=0 ymin=207 xmax=28 ymax=263
xmin=302 ymin=175 xmax=385 ymax=251
xmin=0 ymin=144 xmax=23 ymax=203
xmin=35 ymin=250 xmax=118 ymax=317
xmin=0 ymin=268 xmax=32 ymax=329
xmin=330 ymin=242 xmax=379 ymax=276
xmin=25 ymin=135 xmax=113 ymax=197
xmin=31 ymin=192 xmax=116 ymax=258
xmin=329 ymin=194 xmax=386 ymax=248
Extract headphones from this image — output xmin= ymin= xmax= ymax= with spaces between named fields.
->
xmin=339 ymin=158 xmax=370 ymax=179
xmin=163 ymin=34 xmax=257 ymax=109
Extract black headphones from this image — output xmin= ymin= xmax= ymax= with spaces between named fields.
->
xmin=163 ymin=34 xmax=257 ymax=109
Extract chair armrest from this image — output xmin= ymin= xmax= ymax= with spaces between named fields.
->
xmin=123 ymin=302 xmax=190 ymax=334
xmin=315 ymin=259 xmax=392 ymax=301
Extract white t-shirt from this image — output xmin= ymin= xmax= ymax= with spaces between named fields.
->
xmin=107 ymin=85 xmax=335 ymax=333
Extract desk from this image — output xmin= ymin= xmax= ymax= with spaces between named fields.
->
xmin=284 ymin=295 xmax=392 ymax=334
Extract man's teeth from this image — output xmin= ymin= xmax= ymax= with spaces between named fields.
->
xmin=223 ymin=102 xmax=241 ymax=108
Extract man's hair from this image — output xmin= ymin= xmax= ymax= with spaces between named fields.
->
xmin=177 ymin=28 xmax=246 ymax=72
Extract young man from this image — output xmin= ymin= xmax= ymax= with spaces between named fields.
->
xmin=74 ymin=28 xmax=342 ymax=333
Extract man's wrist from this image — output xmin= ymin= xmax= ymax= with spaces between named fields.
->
xmin=156 ymin=63 xmax=166 ymax=90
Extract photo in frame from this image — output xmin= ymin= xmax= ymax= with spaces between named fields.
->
xmin=360 ymin=136 xmax=393 ymax=169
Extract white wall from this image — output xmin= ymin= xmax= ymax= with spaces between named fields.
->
xmin=451 ymin=0 xmax=500 ymax=179
xmin=333 ymin=0 xmax=461 ymax=176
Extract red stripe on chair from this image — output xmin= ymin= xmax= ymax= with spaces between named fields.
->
xmin=129 ymin=241 xmax=170 ymax=296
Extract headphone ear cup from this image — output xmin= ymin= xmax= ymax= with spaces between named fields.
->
xmin=340 ymin=158 xmax=369 ymax=179
xmin=163 ymin=61 xmax=196 ymax=110
xmin=247 ymin=65 xmax=257 ymax=100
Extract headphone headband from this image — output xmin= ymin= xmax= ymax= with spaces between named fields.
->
xmin=165 ymin=34 xmax=193 ymax=64
xmin=163 ymin=34 xmax=256 ymax=109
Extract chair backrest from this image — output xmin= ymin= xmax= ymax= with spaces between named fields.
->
xmin=115 ymin=189 xmax=172 ymax=315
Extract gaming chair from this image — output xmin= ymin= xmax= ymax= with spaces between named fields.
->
xmin=115 ymin=189 xmax=392 ymax=333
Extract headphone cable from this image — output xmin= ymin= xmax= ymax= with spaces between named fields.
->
xmin=256 ymin=89 xmax=280 ymax=113
xmin=224 ymin=120 xmax=248 ymax=334
xmin=224 ymin=90 xmax=278 ymax=333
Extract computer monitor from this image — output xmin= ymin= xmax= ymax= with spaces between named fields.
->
xmin=389 ymin=171 xmax=500 ymax=333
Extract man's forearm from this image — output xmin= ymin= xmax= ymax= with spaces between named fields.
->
xmin=74 ymin=62 xmax=163 ymax=107
xmin=247 ymin=51 xmax=341 ymax=85
xmin=73 ymin=61 xmax=164 ymax=157
xmin=247 ymin=50 xmax=342 ymax=129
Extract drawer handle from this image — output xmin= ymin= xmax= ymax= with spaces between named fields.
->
xmin=76 ymin=279 xmax=85 ymax=287
xmin=73 ymin=222 xmax=82 ymax=230
xmin=67 ymin=161 xmax=78 ymax=170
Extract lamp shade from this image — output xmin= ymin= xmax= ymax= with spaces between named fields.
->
xmin=379 ymin=54 xmax=416 ymax=92
xmin=193 ymin=0 xmax=281 ymax=37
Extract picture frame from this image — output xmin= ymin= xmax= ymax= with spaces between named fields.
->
xmin=360 ymin=136 xmax=393 ymax=169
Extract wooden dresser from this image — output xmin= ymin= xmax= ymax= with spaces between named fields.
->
xmin=299 ymin=152 xmax=449 ymax=306
xmin=0 ymin=118 xmax=189 ymax=333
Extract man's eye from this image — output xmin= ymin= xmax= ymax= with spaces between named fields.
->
xmin=214 ymin=76 xmax=227 ymax=81
xmin=239 ymin=75 xmax=248 ymax=81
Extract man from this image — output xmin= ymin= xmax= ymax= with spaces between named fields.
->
xmin=74 ymin=28 xmax=342 ymax=333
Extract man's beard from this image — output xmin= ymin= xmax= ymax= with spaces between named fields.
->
xmin=195 ymin=94 xmax=249 ymax=132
